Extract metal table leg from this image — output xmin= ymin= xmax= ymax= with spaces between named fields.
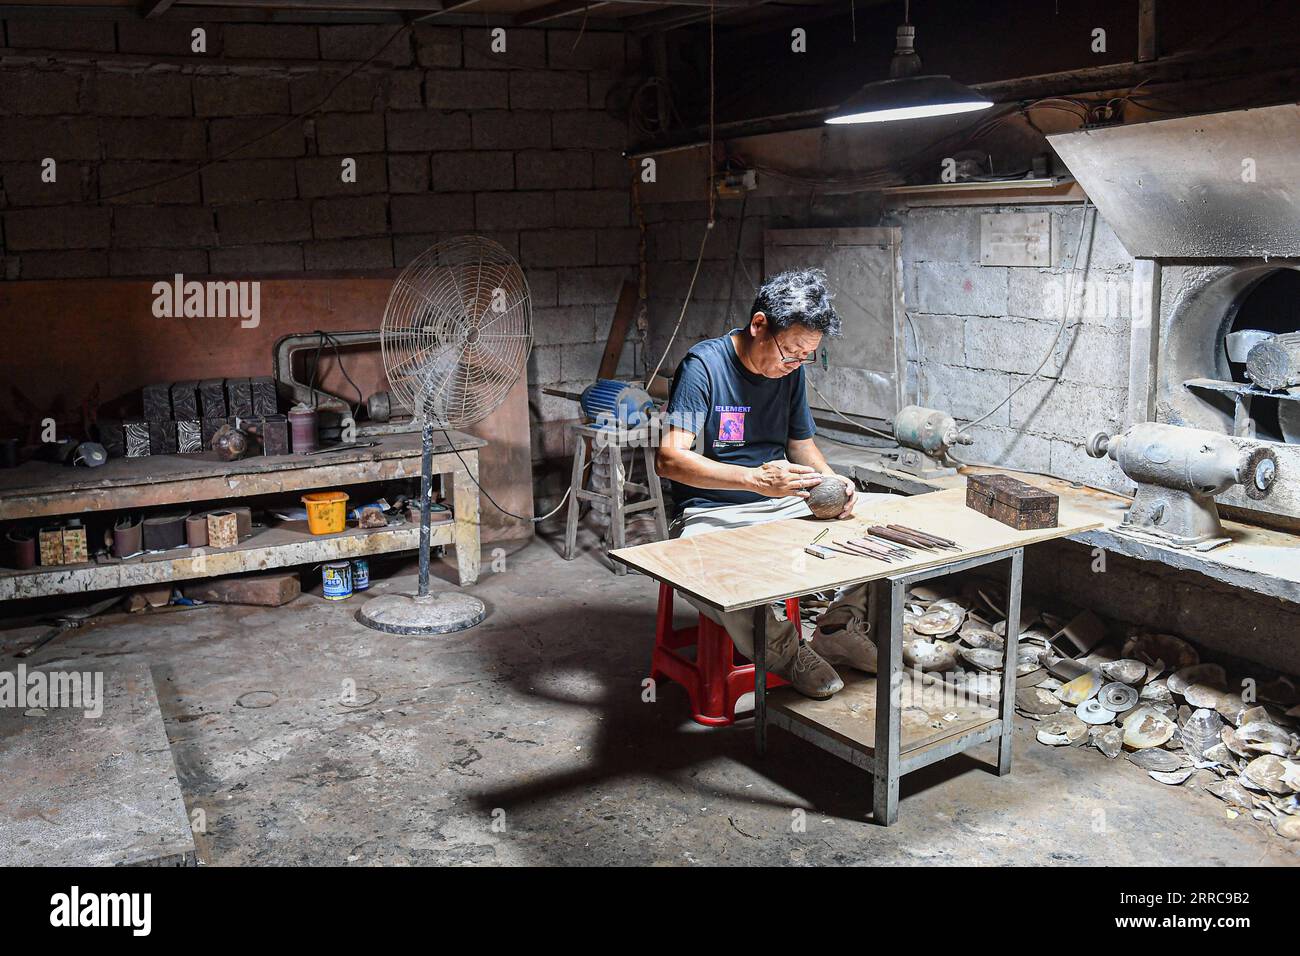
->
xmin=872 ymin=578 xmax=903 ymax=826
xmin=997 ymin=548 xmax=1024 ymax=775
xmin=753 ymin=604 xmax=767 ymax=757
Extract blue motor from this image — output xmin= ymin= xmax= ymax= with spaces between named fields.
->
xmin=579 ymin=379 xmax=656 ymax=430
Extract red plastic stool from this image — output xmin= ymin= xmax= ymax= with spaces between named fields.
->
xmin=650 ymin=582 xmax=793 ymax=726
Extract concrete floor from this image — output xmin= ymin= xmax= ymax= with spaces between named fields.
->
xmin=5 ymin=533 xmax=1297 ymax=866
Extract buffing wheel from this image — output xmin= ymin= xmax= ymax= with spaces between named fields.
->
xmin=806 ymin=476 xmax=849 ymax=519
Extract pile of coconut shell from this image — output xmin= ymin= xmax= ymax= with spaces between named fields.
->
xmin=821 ymin=577 xmax=1300 ymax=843
xmin=1018 ymin=629 xmax=1300 ymax=842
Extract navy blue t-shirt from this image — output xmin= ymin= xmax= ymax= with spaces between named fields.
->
xmin=663 ymin=330 xmax=817 ymax=514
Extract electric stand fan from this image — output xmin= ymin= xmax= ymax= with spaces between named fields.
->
xmin=358 ymin=236 xmax=532 ymax=635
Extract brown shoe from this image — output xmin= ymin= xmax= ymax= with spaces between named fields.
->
xmin=775 ymin=641 xmax=844 ymax=700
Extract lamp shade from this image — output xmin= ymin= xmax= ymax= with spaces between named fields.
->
xmin=825 ymin=75 xmax=993 ymax=125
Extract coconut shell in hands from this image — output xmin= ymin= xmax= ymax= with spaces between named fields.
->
xmin=807 ymin=475 xmax=849 ymax=519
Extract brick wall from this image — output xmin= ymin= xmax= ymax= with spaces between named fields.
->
xmin=0 ymin=16 xmax=642 ymax=488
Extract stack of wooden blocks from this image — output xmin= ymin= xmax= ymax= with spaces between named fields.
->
xmin=98 ymin=377 xmax=288 ymax=459
xmin=38 ymin=523 xmax=88 ymax=566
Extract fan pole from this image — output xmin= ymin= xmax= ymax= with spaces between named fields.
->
xmin=417 ymin=419 xmax=433 ymax=598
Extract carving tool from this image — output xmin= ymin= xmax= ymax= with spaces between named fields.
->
xmin=821 ymin=543 xmax=869 ymax=559
xmin=865 ymin=527 xmax=930 ymax=551
xmin=849 ymin=536 xmax=909 ymax=559
xmin=868 ymin=525 xmax=940 ymax=550
xmin=859 ymin=533 xmax=915 ymax=558
xmin=835 ymin=540 xmax=896 ymax=562
xmin=889 ymin=524 xmax=961 ymax=550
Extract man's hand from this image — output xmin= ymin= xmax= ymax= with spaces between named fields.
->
xmin=748 ymin=460 xmax=823 ymax=498
xmin=831 ymin=473 xmax=856 ymax=519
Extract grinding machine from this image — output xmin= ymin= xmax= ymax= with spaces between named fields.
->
xmin=1086 ymin=422 xmax=1279 ymax=550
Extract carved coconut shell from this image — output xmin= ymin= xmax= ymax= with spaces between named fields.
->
xmin=807 ymin=476 xmax=848 ymax=519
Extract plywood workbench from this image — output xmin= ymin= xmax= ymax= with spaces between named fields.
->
xmin=612 ymin=487 xmax=1102 ymax=824
xmin=0 ymin=431 xmax=484 ymax=600
xmin=830 ymin=445 xmax=1300 ymax=604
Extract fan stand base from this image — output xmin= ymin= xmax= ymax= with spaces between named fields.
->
xmin=356 ymin=591 xmax=486 ymax=635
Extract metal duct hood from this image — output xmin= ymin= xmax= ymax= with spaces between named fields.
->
xmin=1048 ymin=103 xmax=1300 ymax=258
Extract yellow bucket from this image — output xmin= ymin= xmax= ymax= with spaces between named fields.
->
xmin=302 ymin=491 xmax=349 ymax=535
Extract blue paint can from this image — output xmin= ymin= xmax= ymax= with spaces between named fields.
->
xmin=322 ymin=560 xmax=353 ymax=600
xmin=352 ymin=558 xmax=370 ymax=591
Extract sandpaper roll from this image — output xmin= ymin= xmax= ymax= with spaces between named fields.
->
xmin=113 ymin=516 xmax=143 ymax=558
xmin=185 ymin=514 xmax=209 ymax=548
xmin=5 ymin=530 xmax=36 ymax=570
xmin=143 ymin=511 xmax=189 ymax=551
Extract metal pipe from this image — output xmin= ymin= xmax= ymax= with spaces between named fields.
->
xmin=417 ymin=420 xmax=433 ymax=598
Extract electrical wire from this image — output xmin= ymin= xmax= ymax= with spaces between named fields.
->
xmin=806 ymin=379 xmax=897 ymax=441
xmin=644 ymin=0 xmax=717 ymax=389
xmin=306 ymin=330 xmax=364 ymax=417
xmin=959 ymin=198 xmax=1093 ymax=431
xmin=439 ymin=427 xmax=582 ymax=523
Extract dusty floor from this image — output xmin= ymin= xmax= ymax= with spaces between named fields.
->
xmin=5 ymin=533 xmax=1297 ymax=866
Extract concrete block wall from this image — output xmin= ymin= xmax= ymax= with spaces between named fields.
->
xmin=0 ymin=16 xmax=641 ymax=493
xmin=892 ymin=203 xmax=1135 ymax=492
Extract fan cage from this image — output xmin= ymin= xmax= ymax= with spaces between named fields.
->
xmin=380 ymin=235 xmax=533 ymax=430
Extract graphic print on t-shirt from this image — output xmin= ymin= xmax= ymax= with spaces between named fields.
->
xmin=715 ymin=405 xmax=749 ymax=447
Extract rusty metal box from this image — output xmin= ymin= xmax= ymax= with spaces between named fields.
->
xmin=966 ymin=473 xmax=1058 ymax=531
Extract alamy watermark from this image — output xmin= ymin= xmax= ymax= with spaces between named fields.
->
xmin=152 ymin=273 xmax=260 ymax=328
xmin=0 ymin=664 xmax=103 ymax=718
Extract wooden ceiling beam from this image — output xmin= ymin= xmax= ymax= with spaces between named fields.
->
xmin=140 ymin=0 xmax=178 ymax=17
xmin=172 ymin=0 xmax=448 ymax=11
xmin=515 ymin=0 xmax=609 ymax=26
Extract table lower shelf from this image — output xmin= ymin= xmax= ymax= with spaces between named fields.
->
xmin=0 ymin=520 xmax=456 ymax=601
xmin=768 ymin=671 xmax=1001 ymax=775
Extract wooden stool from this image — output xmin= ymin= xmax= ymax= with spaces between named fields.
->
xmin=563 ymin=423 xmax=668 ymax=575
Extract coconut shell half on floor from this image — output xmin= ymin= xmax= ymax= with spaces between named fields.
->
xmin=806 ymin=476 xmax=850 ymax=519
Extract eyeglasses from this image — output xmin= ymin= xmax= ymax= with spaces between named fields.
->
xmin=771 ymin=331 xmax=817 ymax=366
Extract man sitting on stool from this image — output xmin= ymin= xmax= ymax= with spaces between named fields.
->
xmin=656 ymin=268 xmax=885 ymax=700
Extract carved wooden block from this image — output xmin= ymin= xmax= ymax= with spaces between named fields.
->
xmin=250 ymin=376 xmax=278 ymax=417
xmin=124 ymin=420 xmax=151 ymax=458
xmin=170 ymin=381 xmax=199 ymax=421
xmin=142 ymin=382 xmax=172 ymax=422
xmin=199 ymin=379 xmax=227 ymax=419
xmin=226 ymin=377 xmax=254 ymax=418
xmin=207 ymin=511 xmax=239 ymax=549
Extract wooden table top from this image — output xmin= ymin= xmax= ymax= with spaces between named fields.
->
xmin=0 ymin=430 xmax=484 ymax=499
xmin=610 ymin=487 xmax=1103 ymax=612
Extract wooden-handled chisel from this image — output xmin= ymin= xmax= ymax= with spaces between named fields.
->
xmin=888 ymin=524 xmax=961 ymax=551
xmin=867 ymin=526 xmax=935 ymax=550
